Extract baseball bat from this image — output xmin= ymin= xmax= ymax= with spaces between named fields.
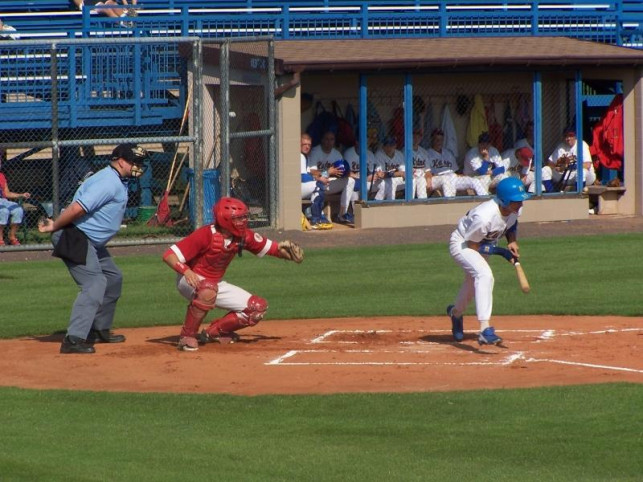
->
xmin=514 ymin=262 xmax=530 ymax=294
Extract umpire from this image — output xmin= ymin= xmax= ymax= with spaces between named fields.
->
xmin=39 ymin=144 xmax=148 ymax=354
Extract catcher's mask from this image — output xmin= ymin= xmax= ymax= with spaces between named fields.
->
xmin=213 ymin=197 xmax=249 ymax=237
xmin=495 ymin=177 xmax=530 ymax=207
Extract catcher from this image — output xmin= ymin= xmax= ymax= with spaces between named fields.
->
xmin=162 ymin=196 xmax=303 ymax=351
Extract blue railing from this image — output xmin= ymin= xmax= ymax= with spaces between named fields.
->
xmin=75 ymin=1 xmax=641 ymax=47
xmin=0 ymin=39 xmax=185 ymax=131
xmin=1 ymin=1 xmax=641 ymax=47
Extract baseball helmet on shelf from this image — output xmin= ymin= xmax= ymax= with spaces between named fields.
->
xmin=213 ymin=197 xmax=249 ymax=237
xmin=333 ymin=159 xmax=350 ymax=178
xmin=496 ymin=177 xmax=530 ymax=207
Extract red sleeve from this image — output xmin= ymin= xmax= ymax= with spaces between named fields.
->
xmin=169 ymin=225 xmax=213 ymax=263
xmin=243 ymin=229 xmax=280 ymax=258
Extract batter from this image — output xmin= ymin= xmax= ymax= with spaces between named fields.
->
xmin=446 ymin=177 xmax=530 ymax=345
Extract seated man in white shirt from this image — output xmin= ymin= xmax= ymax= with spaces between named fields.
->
xmin=307 ymin=130 xmax=357 ymax=223
xmin=425 ymin=128 xmax=487 ymax=197
xmin=547 ymin=127 xmax=596 ymax=191
xmin=342 ymin=139 xmax=385 ymax=203
xmin=463 ymin=132 xmax=505 ymax=195
xmin=374 ymin=136 xmax=427 ymax=200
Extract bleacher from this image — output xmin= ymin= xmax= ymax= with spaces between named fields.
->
xmin=0 ymin=1 xmax=641 ymax=135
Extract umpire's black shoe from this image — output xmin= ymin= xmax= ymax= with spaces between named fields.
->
xmin=88 ymin=329 xmax=126 ymax=344
xmin=60 ymin=335 xmax=96 ymax=354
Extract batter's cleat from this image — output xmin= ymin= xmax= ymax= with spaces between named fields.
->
xmin=447 ymin=305 xmax=464 ymax=342
xmin=199 ymin=330 xmax=240 ymax=345
xmin=60 ymin=335 xmax=96 ymax=354
xmin=478 ymin=327 xmax=503 ymax=345
xmin=177 ymin=336 xmax=199 ymax=351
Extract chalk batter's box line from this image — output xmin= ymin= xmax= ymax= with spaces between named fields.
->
xmin=266 ymin=328 xmax=643 ymax=374
xmin=309 ymin=328 xmax=643 ymax=344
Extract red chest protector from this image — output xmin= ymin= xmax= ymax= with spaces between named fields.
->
xmin=193 ymin=232 xmax=240 ymax=280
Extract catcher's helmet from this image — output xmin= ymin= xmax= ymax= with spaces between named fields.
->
xmin=213 ymin=197 xmax=249 ymax=237
xmin=496 ymin=177 xmax=530 ymax=207
xmin=333 ymin=159 xmax=350 ymax=178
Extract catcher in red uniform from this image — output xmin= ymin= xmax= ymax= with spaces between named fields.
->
xmin=163 ymin=197 xmax=303 ymax=351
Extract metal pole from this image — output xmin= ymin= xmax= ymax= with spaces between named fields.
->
xmin=268 ymin=39 xmax=277 ymax=226
xmin=50 ymin=44 xmax=60 ymax=216
xmin=221 ymin=40 xmax=230 ymax=198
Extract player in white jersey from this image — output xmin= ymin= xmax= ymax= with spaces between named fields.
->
xmin=463 ymin=132 xmax=505 ymax=194
xmin=307 ymin=130 xmax=357 ymax=221
xmin=547 ymin=127 xmax=596 ymax=190
xmin=374 ymin=136 xmax=427 ymax=200
xmin=446 ymin=177 xmax=530 ymax=345
xmin=343 ymin=141 xmax=385 ymax=204
xmin=424 ymin=128 xmax=487 ymax=197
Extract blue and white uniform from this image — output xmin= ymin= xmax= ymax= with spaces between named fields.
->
xmin=448 ymin=198 xmax=520 ymax=325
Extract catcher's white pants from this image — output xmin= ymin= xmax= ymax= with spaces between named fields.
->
xmin=177 ymin=276 xmax=252 ymax=314
xmin=449 ymin=231 xmax=493 ymax=324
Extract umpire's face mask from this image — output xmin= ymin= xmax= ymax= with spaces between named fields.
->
xmin=129 ymin=162 xmax=145 ymax=178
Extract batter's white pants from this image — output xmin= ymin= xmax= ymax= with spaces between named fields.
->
xmin=449 ymin=232 xmax=493 ymax=324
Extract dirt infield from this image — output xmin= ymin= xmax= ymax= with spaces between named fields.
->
xmin=1 ymin=316 xmax=641 ymax=395
xmin=2 ymin=216 xmax=641 ymax=395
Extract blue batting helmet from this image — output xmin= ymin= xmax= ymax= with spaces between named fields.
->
xmin=496 ymin=177 xmax=530 ymax=207
xmin=333 ymin=159 xmax=350 ymax=178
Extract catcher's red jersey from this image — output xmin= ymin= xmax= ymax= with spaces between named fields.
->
xmin=168 ymin=225 xmax=280 ymax=282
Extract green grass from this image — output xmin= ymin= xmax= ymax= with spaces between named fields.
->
xmin=1 ymin=384 xmax=641 ymax=481
xmin=0 ymin=233 xmax=642 ymax=480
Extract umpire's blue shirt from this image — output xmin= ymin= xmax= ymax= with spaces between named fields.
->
xmin=73 ymin=166 xmax=127 ymax=248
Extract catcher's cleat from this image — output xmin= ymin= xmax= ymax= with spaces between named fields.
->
xmin=478 ymin=327 xmax=502 ymax=345
xmin=199 ymin=330 xmax=240 ymax=345
xmin=177 ymin=336 xmax=199 ymax=351
xmin=60 ymin=335 xmax=96 ymax=354
xmin=447 ymin=305 xmax=464 ymax=342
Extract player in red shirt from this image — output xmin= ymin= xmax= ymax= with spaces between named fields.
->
xmin=163 ymin=197 xmax=303 ymax=351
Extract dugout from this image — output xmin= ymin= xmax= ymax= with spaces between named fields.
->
xmin=273 ymin=37 xmax=643 ymax=230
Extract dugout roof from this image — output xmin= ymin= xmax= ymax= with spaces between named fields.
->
xmin=273 ymin=36 xmax=643 ymax=73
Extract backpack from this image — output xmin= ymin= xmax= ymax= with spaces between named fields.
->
xmin=332 ymin=101 xmax=356 ymax=149
xmin=367 ymin=99 xmax=386 ymax=143
xmin=389 ymin=107 xmax=405 ymax=148
xmin=306 ymin=102 xmax=339 ymax=146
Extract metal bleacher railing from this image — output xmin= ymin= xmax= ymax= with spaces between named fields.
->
xmin=0 ymin=1 xmax=641 ymax=134
xmin=1 ymin=1 xmax=642 ymax=47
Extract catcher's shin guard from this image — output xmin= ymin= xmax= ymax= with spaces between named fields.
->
xmin=180 ymin=305 xmax=208 ymax=338
xmin=203 ymin=296 xmax=268 ymax=341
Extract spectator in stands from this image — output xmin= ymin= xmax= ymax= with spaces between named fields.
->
xmin=547 ymin=127 xmax=596 ymax=191
xmin=307 ymin=131 xmax=357 ymax=224
xmin=0 ymin=167 xmax=30 ymax=246
xmin=300 ymin=133 xmax=331 ymax=230
xmin=72 ymin=0 xmax=138 ymax=20
xmin=0 ymin=19 xmax=18 ymax=41
xmin=425 ymin=128 xmax=486 ymax=198
xmin=463 ymin=132 xmax=504 ymax=194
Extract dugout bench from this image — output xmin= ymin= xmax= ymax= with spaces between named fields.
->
xmin=586 ymin=185 xmax=627 ymax=215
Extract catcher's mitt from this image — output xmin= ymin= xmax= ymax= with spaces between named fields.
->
xmin=278 ymin=240 xmax=304 ymax=263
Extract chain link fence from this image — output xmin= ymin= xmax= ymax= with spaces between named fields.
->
xmin=0 ymin=36 xmax=275 ymax=250
xmin=303 ymin=71 xmax=621 ymax=215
